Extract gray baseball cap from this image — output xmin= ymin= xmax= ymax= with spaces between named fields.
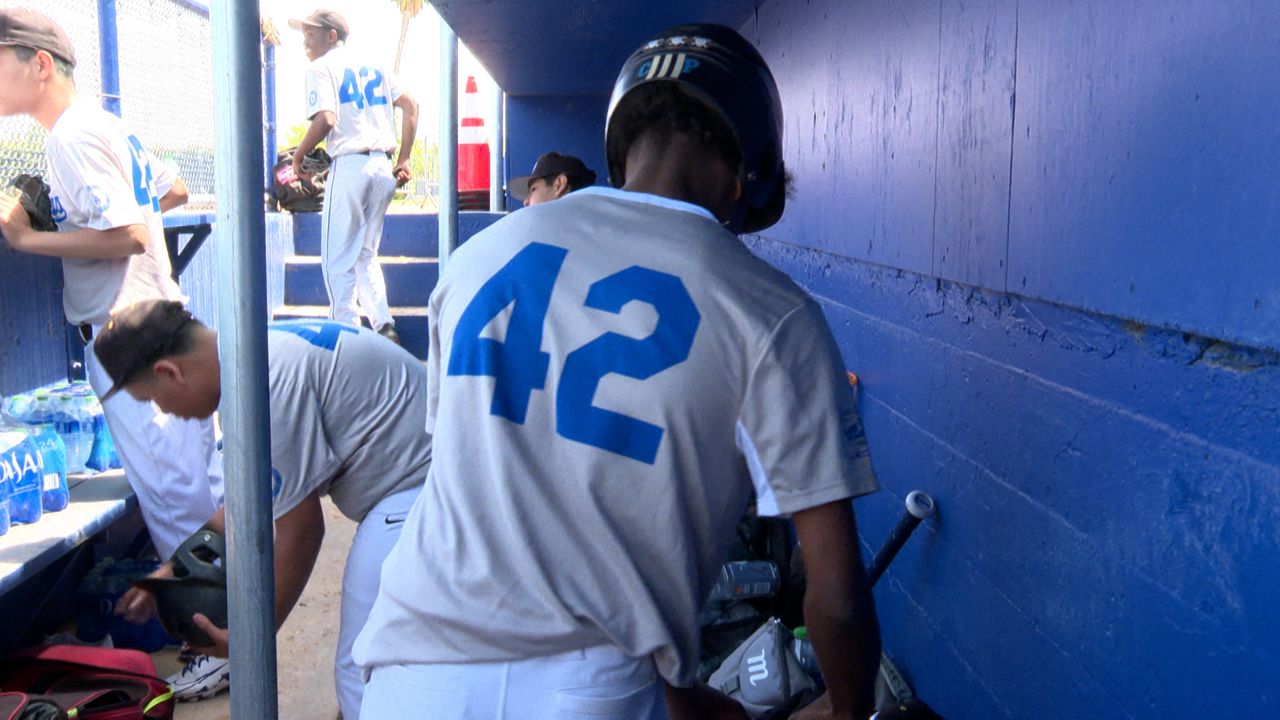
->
xmin=0 ymin=8 xmax=76 ymax=67
xmin=288 ymin=9 xmax=349 ymax=42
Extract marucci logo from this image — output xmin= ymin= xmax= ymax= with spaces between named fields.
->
xmin=636 ymin=53 xmax=701 ymax=80
xmin=747 ymin=647 xmax=769 ymax=686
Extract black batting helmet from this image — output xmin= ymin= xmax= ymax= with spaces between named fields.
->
xmin=605 ymin=23 xmax=785 ymax=234
xmin=134 ymin=529 xmax=228 ymax=647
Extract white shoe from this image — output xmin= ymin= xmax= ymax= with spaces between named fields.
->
xmin=167 ymin=654 xmax=230 ymax=701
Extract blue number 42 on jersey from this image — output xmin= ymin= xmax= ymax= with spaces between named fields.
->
xmin=448 ymin=243 xmax=701 ymax=465
xmin=338 ymin=67 xmax=388 ymax=110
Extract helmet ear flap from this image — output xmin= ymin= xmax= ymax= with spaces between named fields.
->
xmin=742 ymin=164 xmax=786 ymax=234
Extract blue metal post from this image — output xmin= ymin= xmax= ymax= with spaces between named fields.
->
xmin=489 ymin=87 xmax=504 ymax=212
xmin=263 ymin=41 xmax=278 ymax=201
xmin=210 ymin=1 xmax=277 ymax=717
xmin=96 ymin=0 xmax=121 ymax=116
xmin=439 ymin=22 xmax=458 ymax=266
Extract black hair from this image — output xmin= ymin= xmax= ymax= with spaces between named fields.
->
xmin=12 ymin=45 xmax=74 ymax=81
xmin=564 ymin=172 xmax=596 ymax=192
xmin=609 ymin=82 xmax=743 ymax=182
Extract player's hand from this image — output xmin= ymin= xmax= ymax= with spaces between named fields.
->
xmin=115 ymin=586 xmax=159 ymax=624
xmin=0 ymin=188 xmax=33 ymax=250
xmin=291 ymin=156 xmax=310 ymax=181
xmin=393 ymin=160 xmax=412 ymax=188
xmin=189 ymin=613 xmax=230 ymax=659
xmin=664 ymin=682 xmax=750 ymax=720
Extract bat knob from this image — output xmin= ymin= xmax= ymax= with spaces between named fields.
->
xmin=905 ymin=490 xmax=936 ymax=520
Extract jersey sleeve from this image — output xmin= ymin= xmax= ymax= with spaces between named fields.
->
xmin=47 ymin=131 xmax=148 ymax=231
xmin=149 ymin=154 xmax=177 ymax=198
xmin=269 ymin=375 xmax=342 ymax=519
xmin=305 ymin=61 xmax=337 ymax=119
xmin=736 ymin=300 xmax=879 ymax=517
xmin=382 ymin=66 xmax=404 ymax=103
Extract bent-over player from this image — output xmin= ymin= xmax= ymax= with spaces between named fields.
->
xmin=100 ymin=301 xmax=431 ymax=719
xmin=354 ymin=23 xmax=881 ymax=720
xmin=289 ymin=9 xmax=419 ymax=344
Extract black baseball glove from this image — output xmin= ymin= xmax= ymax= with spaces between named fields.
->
xmin=8 ymin=173 xmax=59 ymax=232
xmin=299 ymin=147 xmax=332 ymax=175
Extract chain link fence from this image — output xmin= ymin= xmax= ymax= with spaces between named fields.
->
xmin=0 ymin=0 xmax=218 ymax=202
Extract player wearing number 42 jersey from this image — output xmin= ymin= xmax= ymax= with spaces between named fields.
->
xmin=289 ymin=9 xmax=418 ymax=343
xmin=356 ymin=23 xmax=882 ymax=720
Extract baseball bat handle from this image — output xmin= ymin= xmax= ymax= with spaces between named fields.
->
xmin=865 ymin=491 xmax=935 ymax=587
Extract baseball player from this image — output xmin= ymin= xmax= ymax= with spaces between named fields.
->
xmin=288 ymin=9 xmax=419 ymax=344
xmin=99 ymin=301 xmax=431 ymax=719
xmin=509 ymin=151 xmax=598 ymax=207
xmin=0 ymin=10 xmax=226 ymax=698
xmin=354 ymin=23 xmax=882 ymax=720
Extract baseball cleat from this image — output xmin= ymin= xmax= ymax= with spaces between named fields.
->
xmin=376 ymin=323 xmax=401 ymax=345
xmin=166 ymin=653 xmax=230 ymax=701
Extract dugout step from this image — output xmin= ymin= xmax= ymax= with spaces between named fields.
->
xmin=272 ymin=305 xmax=430 ymax=360
xmin=282 ymin=256 xmax=440 ymax=308
xmin=289 ymin=211 xmax=506 ymax=258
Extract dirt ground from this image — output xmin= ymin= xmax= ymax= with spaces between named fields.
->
xmin=155 ymin=497 xmax=355 ymax=720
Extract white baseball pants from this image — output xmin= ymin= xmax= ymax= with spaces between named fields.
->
xmin=336 ymin=486 xmax=421 ymax=720
xmin=359 ymin=645 xmax=667 ymax=720
xmin=321 ymin=151 xmax=397 ymax=330
xmin=85 ymin=336 xmax=224 ymax=560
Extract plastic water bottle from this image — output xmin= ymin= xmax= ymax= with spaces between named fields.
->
xmin=88 ymin=412 xmax=120 ymax=471
xmin=792 ymin=626 xmax=821 ymax=677
xmin=55 ymin=394 xmax=94 ymax=473
xmin=707 ymin=560 xmax=782 ymax=603
xmin=0 ymin=451 xmax=10 ymax=536
xmin=32 ymin=424 xmax=69 ymax=512
xmin=1 ymin=430 xmax=44 ymax=525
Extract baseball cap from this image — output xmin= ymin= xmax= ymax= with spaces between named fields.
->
xmin=0 ymin=8 xmax=77 ymax=67
xmin=288 ymin=10 xmax=349 ymax=42
xmin=93 ymin=300 xmax=196 ymax=401
xmin=509 ymin=152 xmax=598 ymax=201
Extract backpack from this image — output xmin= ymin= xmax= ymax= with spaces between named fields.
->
xmin=272 ymin=147 xmax=327 ymax=213
xmin=0 ymin=645 xmax=173 ymax=719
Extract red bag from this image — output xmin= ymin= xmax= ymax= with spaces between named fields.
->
xmin=0 ymin=645 xmax=173 ymax=719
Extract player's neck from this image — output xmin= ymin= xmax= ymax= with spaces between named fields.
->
xmin=32 ymin=82 xmax=75 ymax=131
xmin=621 ymin=133 xmax=741 ymax=223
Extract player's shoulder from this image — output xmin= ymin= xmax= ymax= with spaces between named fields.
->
xmin=48 ymin=103 xmax=120 ymax=147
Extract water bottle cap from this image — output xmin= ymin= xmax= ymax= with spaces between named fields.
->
xmin=793 ymin=626 xmax=809 ymax=639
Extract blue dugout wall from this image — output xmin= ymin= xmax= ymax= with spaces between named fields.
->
xmin=742 ymin=0 xmax=1279 ymax=717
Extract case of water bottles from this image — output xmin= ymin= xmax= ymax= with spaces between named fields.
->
xmin=0 ymin=380 xmax=121 ymax=537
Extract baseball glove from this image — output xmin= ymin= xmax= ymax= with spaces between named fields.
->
xmin=299 ymin=147 xmax=332 ymax=175
xmin=8 ymin=173 xmax=58 ymax=232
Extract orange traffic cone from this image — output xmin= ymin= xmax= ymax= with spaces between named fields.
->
xmin=458 ymin=75 xmax=491 ymax=209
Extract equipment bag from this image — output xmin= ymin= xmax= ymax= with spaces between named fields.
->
xmin=0 ymin=645 xmax=173 ymax=719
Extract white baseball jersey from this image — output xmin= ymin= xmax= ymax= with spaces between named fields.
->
xmin=305 ymin=45 xmax=402 ymax=157
xmin=266 ymin=321 xmax=431 ymax=522
xmin=354 ymin=187 xmax=878 ymax=686
xmin=45 ymin=101 xmax=183 ymax=326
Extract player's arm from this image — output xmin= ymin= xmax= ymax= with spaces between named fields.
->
xmin=663 ymin=682 xmax=749 ymax=719
xmin=293 ymin=112 xmax=336 ymax=179
xmin=0 ymin=192 xmax=146 ymax=258
xmin=391 ymin=91 xmax=419 ymax=187
xmin=789 ymin=500 xmax=881 ymax=720
xmin=158 ymin=176 xmax=189 ymax=213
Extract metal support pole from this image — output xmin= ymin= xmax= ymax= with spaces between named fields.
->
xmin=210 ymin=2 xmax=277 ymax=718
xmin=263 ymin=41 xmax=278 ymax=204
xmin=439 ymin=22 xmax=458 ymax=266
xmin=489 ymin=87 xmax=504 ymax=212
xmin=96 ymin=0 xmax=121 ymax=116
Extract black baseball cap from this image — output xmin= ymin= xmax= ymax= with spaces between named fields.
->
xmin=94 ymin=300 xmax=197 ymax=401
xmin=0 ymin=8 xmax=77 ymax=67
xmin=510 ymin=152 xmax=597 ymax=201
xmin=288 ymin=10 xmax=349 ymax=42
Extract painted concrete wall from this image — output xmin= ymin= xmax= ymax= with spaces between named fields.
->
xmin=505 ymin=94 xmax=610 ymax=207
xmin=0 ymin=245 xmax=68 ymax=396
xmin=744 ymin=1 xmax=1279 ymax=717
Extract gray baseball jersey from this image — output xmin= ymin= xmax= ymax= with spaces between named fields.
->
xmin=305 ymin=45 xmax=403 ymax=157
xmin=266 ymin=321 xmax=431 ymax=521
xmin=45 ymin=101 xmax=183 ymax=326
xmin=354 ymin=187 xmax=877 ymax=685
